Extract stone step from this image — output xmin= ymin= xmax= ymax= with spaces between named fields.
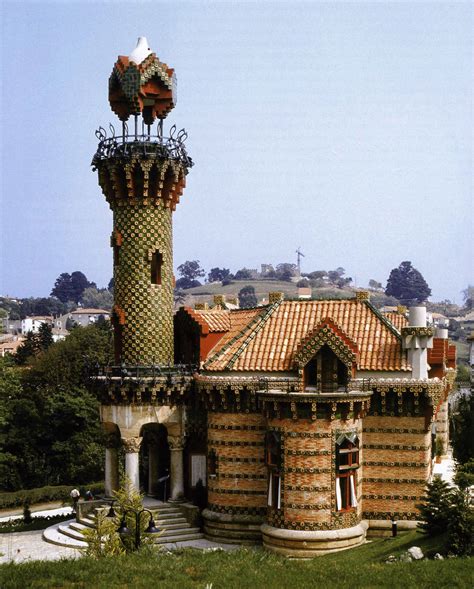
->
xmin=58 ymin=524 xmax=87 ymax=542
xmin=156 ymin=517 xmax=188 ymax=526
xmin=42 ymin=520 xmax=87 ymax=549
xmin=159 ymin=526 xmax=200 ymax=538
xmin=69 ymin=521 xmax=89 ymax=533
xmin=153 ymin=532 xmax=204 ymax=544
xmin=78 ymin=516 xmax=96 ymax=528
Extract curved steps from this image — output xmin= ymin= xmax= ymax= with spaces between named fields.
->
xmin=43 ymin=503 xmax=204 ymax=549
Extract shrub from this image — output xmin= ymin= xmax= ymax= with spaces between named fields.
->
xmin=454 ymin=459 xmax=474 ymax=490
xmin=447 ymin=488 xmax=473 ymax=556
xmin=417 ymin=478 xmax=453 ymax=536
xmin=0 ymin=482 xmax=104 ymax=509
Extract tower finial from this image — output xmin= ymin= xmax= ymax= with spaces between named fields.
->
xmin=129 ymin=36 xmax=152 ymax=65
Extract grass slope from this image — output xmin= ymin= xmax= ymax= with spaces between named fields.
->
xmin=1 ymin=531 xmax=472 ymax=589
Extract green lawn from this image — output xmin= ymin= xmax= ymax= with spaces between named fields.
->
xmin=1 ymin=531 xmax=472 ymax=589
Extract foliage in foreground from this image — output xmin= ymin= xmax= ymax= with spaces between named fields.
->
xmin=0 ymin=482 xmax=104 ymax=509
xmin=1 ymin=531 xmax=473 ymax=589
xmin=417 ymin=478 xmax=473 ymax=556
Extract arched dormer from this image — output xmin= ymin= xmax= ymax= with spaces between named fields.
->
xmin=294 ymin=318 xmax=359 ymax=392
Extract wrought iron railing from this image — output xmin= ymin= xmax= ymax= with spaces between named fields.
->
xmin=91 ymin=122 xmax=193 ymax=169
xmin=89 ymin=363 xmax=197 ymax=380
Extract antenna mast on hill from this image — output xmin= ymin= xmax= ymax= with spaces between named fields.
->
xmin=296 ymin=247 xmax=305 ymax=277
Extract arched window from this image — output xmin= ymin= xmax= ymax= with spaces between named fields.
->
xmin=335 ymin=433 xmax=359 ymax=511
xmin=265 ymin=431 xmax=282 ymax=509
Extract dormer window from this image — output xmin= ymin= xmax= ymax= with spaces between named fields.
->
xmin=304 ymin=345 xmax=348 ymax=392
xmin=335 ymin=433 xmax=359 ymax=511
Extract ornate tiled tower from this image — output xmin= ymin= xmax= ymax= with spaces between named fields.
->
xmin=93 ymin=37 xmax=192 ymax=366
xmin=92 ymin=38 xmax=193 ymax=496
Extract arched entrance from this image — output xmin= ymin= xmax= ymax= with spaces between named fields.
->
xmin=140 ymin=424 xmax=170 ymax=500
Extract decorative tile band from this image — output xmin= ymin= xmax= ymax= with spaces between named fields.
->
xmin=286 ymin=431 xmax=332 ymax=439
xmin=218 ymin=457 xmax=264 ymax=464
xmin=209 ymin=424 xmax=266 ymax=431
xmin=363 ymin=444 xmax=428 ymax=451
xmin=284 ymin=449 xmax=331 ymax=456
xmin=363 ymin=478 xmax=426 ymax=485
xmin=363 ymin=428 xmax=426 ymax=434
xmin=208 ymin=488 xmax=266 ymax=496
xmin=209 ymin=440 xmax=264 ymax=447
xmin=363 ymin=461 xmax=429 ymax=468
xmin=363 ymin=494 xmax=423 ymax=501
xmin=218 ymin=473 xmax=267 ymax=480
xmin=363 ymin=511 xmax=418 ymax=521
xmin=283 ymin=467 xmax=331 ymax=474
xmin=284 ymin=485 xmax=331 ymax=492
xmin=286 ymin=503 xmax=331 ymax=510
xmin=207 ymin=504 xmax=266 ymax=516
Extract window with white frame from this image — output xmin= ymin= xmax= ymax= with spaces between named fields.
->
xmin=335 ymin=432 xmax=359 ymax=511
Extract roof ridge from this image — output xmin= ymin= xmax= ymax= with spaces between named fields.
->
xmin=362 ymin=299 xmax=402 ymax=339
xmin=203 ymin=303 xmax=279 ymax=369
xmin=225 ymin=302 xmax=283 ymax=370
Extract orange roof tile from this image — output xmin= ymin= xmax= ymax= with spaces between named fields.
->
xmin=385 ymin=311 xmax=408 ymax=332
xmin=202 ymin=299 xmax=409 ymax=373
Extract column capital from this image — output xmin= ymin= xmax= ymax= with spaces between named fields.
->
xmin=122 ymin=436 xmax=142 ymax=453
xmin=168 ymin=434 xmax=185 ymax=451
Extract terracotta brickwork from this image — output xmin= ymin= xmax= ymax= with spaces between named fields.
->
xmin=207 ymin=412 xmax=267 ymax=514
xmin=362 ymin=415 xmax=430 ymax=520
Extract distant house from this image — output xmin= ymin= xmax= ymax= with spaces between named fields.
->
xmin=0 ymin=335 xmax=25 ymax=357
xmin=428 ymin=312 xmax=450 ymax=328
xmin=453 ymin=310 xmax=474 ymax=331
xmin=21 ymin=316 xmax=53 ymax=334
xmin=297 ymin=286 xmax=312 ymax=300
xmin=51 ymin=327 xmax=69 ymax=342
xmin=59 ymin=308 xmax=110 ymax=328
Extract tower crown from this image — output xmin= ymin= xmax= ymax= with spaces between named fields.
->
xmin=109 ymin=37 xmax=177 ymax=124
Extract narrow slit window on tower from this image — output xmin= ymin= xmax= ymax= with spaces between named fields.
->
xmin=150 ymin=251 xmax=163 ymax=285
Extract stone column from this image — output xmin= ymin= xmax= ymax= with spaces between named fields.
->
xmin=168 ymin=435 xmax=185 ymax=502
xmin=122 ymin=437 xmax=142 ymax=492
xmin=147 ymin=432 xmax=159 ymax=496
xmin=105 ymin=434 xmax=120 ymax=497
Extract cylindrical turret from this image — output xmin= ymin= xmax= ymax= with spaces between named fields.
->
xmin=92 ymin=38 xmax=192 ymax=366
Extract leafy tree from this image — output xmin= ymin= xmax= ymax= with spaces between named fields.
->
xmin=15 ymin=332 xmax=40 ymax=365
xmin=176 ymin=260 xmax=205 ymax=289
xmin=385 ymin=261 xmax=431 ymax=304
xmin=207 ymin=267 xmax=232 ymax=283
xmin=327 ymin=267 xmax=346 ymax=284
xmin=108 ymin=277 xmax=114 ymax=293
xmin=297 ymin=278 xmax=310 ymax=288
xmin=275 ymin=263 xmax=297 ymax=282
xmin=20 ymin=297 xmax=68 ymax=318
xmin=303 ymin=271 xmax=327 ymax=280
xmin=238 ymin=286 xmax=257 ymax=309
xmin=66 ymin=317 xmax=79 ymax=331
xmin=462 ymin=285 xmax=474 ymax=311
xmin=451 ymin=392 xmax=474 ymax=465
xmin=80 ymin=287 xmax=113 ymax=310
xmin=2 ymin=323 xmax=112 ymax=490
xmin=234 ymin=268 xmax=253 ymax=280
xmin=417 ymin=478 xmax=454 ymax=536
xmin=51 ymin=271 xmax=96 ymax=303
xmin=368 ymin=279 xmax=383 ymax=291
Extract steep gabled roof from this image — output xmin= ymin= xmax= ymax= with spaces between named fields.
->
xmin=199 ymin=299 xmax=409 ymax=372
xmin=384 ymin=311 xmax=408 ymax=332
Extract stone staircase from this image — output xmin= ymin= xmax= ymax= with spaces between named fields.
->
xmin=43 ymin=503 xmax=203 ymax=549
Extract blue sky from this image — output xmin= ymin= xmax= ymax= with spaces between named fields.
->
xmin=1 ymin=1 xmax=472 ymax=302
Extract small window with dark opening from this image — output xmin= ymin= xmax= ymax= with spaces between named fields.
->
xmin=150 ymin=251 xmax=163 ymax=285
xmin=208 ymin=450 xmax=217 ymax=478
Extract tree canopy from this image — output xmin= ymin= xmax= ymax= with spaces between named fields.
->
xmin=176 ymin=260 xmax=205 ymax=289
xmin=51 ymin=271 xmax=97 ymax=303
xmin=0 ymin=323 xmax=112 ymax=491
xmin=238 ymin=285 xmax=257 ymax=308
xmin=385 ymin=261 xmax=431 ymax=304
xmin=207 ymin=267 xmax=232 ymax=283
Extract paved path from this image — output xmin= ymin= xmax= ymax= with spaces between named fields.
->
xmin=0 ymin=530 xmax=81 ymax=564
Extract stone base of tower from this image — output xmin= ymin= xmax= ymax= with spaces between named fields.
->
xmin=261 ymin=521 xmax=368 ymax=558
xmin=366 ymin=519 xmax=418 ymax=538
xmin=202 ymin=509 xmax=263 ymax=544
